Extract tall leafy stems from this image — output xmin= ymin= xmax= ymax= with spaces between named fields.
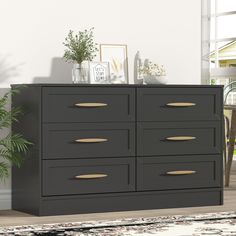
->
xmin=63 ymin=28 xmax=98 ymax=65
xmin=0 ymin=87 xmax=32 ymax=180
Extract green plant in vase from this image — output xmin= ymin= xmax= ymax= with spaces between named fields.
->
xmin=63 ymin=28 xmax=98 ymax=83
xmin=0 ymin=88 xmax=32 ymax=180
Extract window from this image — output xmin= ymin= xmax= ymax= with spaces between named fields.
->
xmin=202 ymin=0 xmax=236 ymax=90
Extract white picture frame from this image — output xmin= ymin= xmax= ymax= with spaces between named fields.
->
xmin=89 ymin=61 xmax=110 ymax=84
xmin=100 ymin=44 xmax=129 ymax=84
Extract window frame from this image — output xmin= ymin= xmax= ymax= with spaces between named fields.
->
xmin=201 ymin=0 xmax=236 ymax=84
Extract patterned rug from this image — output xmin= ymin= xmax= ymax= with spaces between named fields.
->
xmin=0 ymin=212 xmax=236 ymax=236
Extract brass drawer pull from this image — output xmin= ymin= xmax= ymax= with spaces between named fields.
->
xmin=75 ymin=138 xmax=108 ymax=143
xmin=166 ymin=170 xmax=196 ymax=175
xmin=166 ymin=136 xmax=196 ymax=141
xmin=75 ymin=103 xmax=108 ymax=108
xmin=166 ymin=102 xmax=196 ymax=107
xmin=75 ymin=174 xmax=108 ymax=179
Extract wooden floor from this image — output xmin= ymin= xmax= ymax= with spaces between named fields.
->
xmin=1 ymin=163 xmax=236 ymax=227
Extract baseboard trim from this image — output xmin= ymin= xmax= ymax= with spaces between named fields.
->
xmin=0 ymin=189 xmax=11 ymax=210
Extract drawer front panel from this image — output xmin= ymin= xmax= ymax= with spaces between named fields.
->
xmin=137 ymin=155 xmax=221 ymax=191
xmin=137 ymin=88 xmax=222 ymax=121
xmin=43 ymin=123 xmax=135 ymax=159
xmin=137 ymin=122 xmax=221 ymax=156
xmin=43 ymin=87 xmax=135 ymax=122
xmin=43 ymin=158 xmax=135 ymax=196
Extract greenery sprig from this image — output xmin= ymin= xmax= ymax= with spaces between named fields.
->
xmin=0 ymin=87 xmax=32 ymax=180
xmin=139 ymin=61 xmax=166 ymax=77
xmin=63 ymin=28 xmax=98 ymax=64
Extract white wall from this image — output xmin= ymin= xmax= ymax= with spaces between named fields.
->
xmin=0 ymin=0 xmax=201 ymax=209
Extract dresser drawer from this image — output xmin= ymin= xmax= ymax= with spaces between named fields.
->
xmin=43 ymin=123 xmax=135 ymax=159
xmin=42 ymin=87 xmax=135 ymax=122
xmin=137 ymin=155 xmax=221 ymax=191
xmin=137 ymin=87 xmax=222 ymax=121
xmin=43 ymin=158 xmax=135 ymax=196
xmin=137 ymin=122 xmax=221 ymax=156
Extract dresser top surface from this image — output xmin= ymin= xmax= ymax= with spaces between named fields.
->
xmin=11 ymin=83 xmax=223 ymax=88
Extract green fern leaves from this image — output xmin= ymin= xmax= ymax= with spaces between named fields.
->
xmin=0 ymin=88 xmax=32 ymax=180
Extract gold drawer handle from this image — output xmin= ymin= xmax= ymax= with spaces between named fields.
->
xmin=166 ymin=170 xmax=196 ymax=175
xmin=75 ymin=174 xmax=108 ymax=179
xmin=75 ymin=138 xmax=108 ymax=143
xmin=166 ymin=102 xmax=196 ymax=107
xmin=166 ymin=136 xmax=196 ymax=141
xmin=75 ymin=103 xmax=108 ymax=108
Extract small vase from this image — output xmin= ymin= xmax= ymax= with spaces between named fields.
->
xmin=72 ymin=63 xmax=89 ymax=84
xmin=144 ymin=75 xmax=167 ymax=84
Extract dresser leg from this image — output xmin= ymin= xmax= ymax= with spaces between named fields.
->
xmin=225 ymin=110 xmax=236 ymax=187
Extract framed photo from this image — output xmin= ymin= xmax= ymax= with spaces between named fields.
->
xmin=100 ymin=44 xmax=129 ymax=84
xmin=89 ymin=62 xmax=110 ymax=84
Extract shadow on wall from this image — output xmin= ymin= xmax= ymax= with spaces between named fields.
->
xmin=0 ymin=55 xmax=12 ymax=113
xmin=0 ymin=55 xmax=22 ymax=85
xmin=0 ymin=88 xmax=11 ymax=97
xmin=33 ymin=58 xmax=73 ymax=83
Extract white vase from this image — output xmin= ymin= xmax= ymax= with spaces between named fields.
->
xmin=72 ymin=63 xmax=89 ymax=84
xmin=144 ymin=75 xmax=167 ymax=84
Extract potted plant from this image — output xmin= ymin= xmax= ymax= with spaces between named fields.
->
xmin=63 ymin=28 xmax=98 ymax=83
xmin=0 ymin=88 xmax=31 ymax=180
xmin=138 ymin=60 xmax=167 ymax=84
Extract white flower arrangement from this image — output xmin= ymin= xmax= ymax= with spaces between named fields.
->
xmin=139 ymin=61 xmax=166 ymax=77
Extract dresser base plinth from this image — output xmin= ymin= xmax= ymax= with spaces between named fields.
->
xmin=13 ymin=188 xmax=223 ymax=216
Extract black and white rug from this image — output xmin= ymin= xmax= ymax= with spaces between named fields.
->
xmin=1 ymin=211 xmax=236 ymax=235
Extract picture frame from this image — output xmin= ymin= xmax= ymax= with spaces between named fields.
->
xmin=89 ymin=61 xmax=110 ymax=84
xmin=100 ymin=44 xmax=129 ymax=84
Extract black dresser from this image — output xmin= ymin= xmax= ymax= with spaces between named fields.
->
xmin=11 ymin=84 xmax=224 ymax=216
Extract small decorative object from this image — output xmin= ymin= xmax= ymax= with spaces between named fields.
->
xmin=138 ymin=59 xmax=167 ymax=84
xmin=63 ymin=28 xmax=98 ymax=83
xmin=100 ymin=44 xmax=128 ymax=84
xmin=134 ymin=51 xmax=144 ymax=84
xmin=89 ymin=62 xmax=110 ymax=84
xmin=0 ymin=88 xmax=32 ymax=180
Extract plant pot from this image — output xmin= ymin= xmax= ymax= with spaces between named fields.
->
xmin=144 ymin=75 xmax=167 ymax=84
xmin=72 ymin=63 xmax=89 ymax=84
